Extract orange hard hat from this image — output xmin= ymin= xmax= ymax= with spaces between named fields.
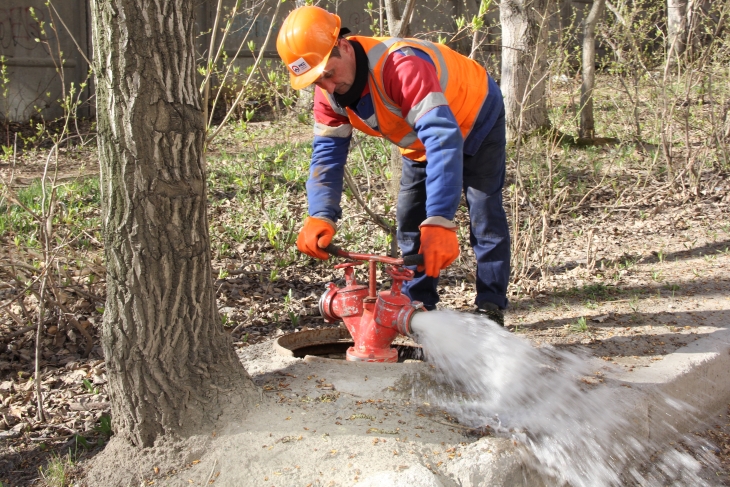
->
xmin=276 ymin=6 xmax=341 ymax=90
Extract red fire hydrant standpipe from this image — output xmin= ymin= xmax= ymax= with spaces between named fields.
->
xmin=318 ymin=245 xmax=427 ymax=363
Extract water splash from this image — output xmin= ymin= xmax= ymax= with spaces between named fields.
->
xmin=410 ymin=310 xmax=717 ymax=486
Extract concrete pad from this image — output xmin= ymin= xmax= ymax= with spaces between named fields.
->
xmin=148 ymin=319 xmax=729 ymax=487
xmin=353 ymin=464 xmax=444 ymax=487
xmin=443 ymin=438 xmax=547 ymax=487
xmin=146 ymin=346 xmax=540 ymax=487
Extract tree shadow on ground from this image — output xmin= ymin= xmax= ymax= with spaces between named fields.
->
xmin=516 ymin=308 xmax=729 ymax=359
xmin=513 ymin=258 xmax=730 ymax=313
xmin=543 ymin=238 xmax=730 ymax=280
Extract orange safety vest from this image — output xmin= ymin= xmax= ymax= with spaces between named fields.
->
xmin=319 ymin=36 xmax=488 ymax=162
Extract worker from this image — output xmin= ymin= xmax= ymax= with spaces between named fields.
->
xmin=276 ymin=6 xmax=510 ymax=325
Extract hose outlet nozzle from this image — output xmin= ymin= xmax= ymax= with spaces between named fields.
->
xmin=396 ymin=301 xmax=425 ymax=338
xmin=318 ymin=283 xmax=338 ymax=323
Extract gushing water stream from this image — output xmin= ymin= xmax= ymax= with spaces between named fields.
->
xmin=410 ymin=310 xmax=718 ymax=486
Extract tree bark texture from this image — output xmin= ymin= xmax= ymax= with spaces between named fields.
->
xmin=580 ymin=0 xmax=605 ymax=139
xmin=383 ymin=0 xmax=417 ymax=198
xmin=500 ymin=0 xmax=551 ymax=140
xmin=667 ymin=0 xmax=688 ymax=60
xmin=90 ymin=0 xmax=257 ymax=447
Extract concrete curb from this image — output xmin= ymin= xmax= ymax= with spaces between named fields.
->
xmin=607 ymin=323 xmax=730 ymax=441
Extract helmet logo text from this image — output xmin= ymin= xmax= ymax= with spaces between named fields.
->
xmin=288 ymin=57 xmax=311 ymax=75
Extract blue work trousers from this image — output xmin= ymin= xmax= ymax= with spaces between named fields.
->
xmin=396 ymin=108 xmax=510 ymax=310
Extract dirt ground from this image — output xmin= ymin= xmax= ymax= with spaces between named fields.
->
xmin=0 ymin=127 xmax=729 ymax=485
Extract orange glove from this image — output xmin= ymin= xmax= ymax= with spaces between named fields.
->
xmin=296 ymin=216 xmax=336 ymax=260
xmin=418 ymin=218 xmax=460 ymax=277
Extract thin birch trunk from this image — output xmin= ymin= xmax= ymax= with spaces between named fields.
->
xmin=580 ymin=0 xmax=605 ymax=139
xmin=667 ymin=0 xmax=688 ymax=62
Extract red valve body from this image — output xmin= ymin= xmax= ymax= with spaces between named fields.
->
xmin=318 ymin=261 xmax=423 ymax=362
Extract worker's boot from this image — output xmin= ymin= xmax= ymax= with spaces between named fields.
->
xmin=475 ymin=301 xmax=505 ymax=327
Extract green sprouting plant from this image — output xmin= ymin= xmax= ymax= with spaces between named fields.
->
xmin=665 ymin=283 xmax=680 ymax=295
xmin=95 ymin=414 xmax=112 ymax=438
xmin=683 ymin=239 xmax=697 ymax=251
xmin=282 ymin=289 xmax=300 ymax=327
xmin=82 ymin=379 xmax=99 ymax=395
xmin=39 ymin=452 xmax=74 ymax=487
xmin=263 ymin=221 xmax=282 ymax=248
xmin=365 ymin=2 xmax=381 ymax=36
xmin=570 ymin=316 xmax=589 ymax=333
xmin=629 ymin=295 xmax=640 ymax=313
xmin=73 ymin=434 xmax=90 ymax=451
xmin=619 ymin=256 xmax=637 ymax=270
xmin=582 ymin=283 xmax=609 ymax=301
xmin=651 ymin=269 xmax=663 ymax=281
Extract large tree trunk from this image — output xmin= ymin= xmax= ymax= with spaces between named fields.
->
xmin=91 ymin=0 xmax=258 ymax=448
xmin=500 ymin=0 xmax=551 ymax=140
xmin=579 ymin=0 xmax=605 ymax=139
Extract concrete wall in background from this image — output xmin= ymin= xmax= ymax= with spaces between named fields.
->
xmin=0 ymin=0 xmax=91 ymax=122
xmin=0 ymin=0 xmax=600 ymax=123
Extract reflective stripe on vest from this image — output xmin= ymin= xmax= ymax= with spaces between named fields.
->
xmin=314 ymin=122 xmax=353 ymax=138
xmin=406 ymin=92 xmax=448 ymax=126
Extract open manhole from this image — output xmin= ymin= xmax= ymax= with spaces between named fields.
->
xmin=275 ymin=327 xmax=423 ymax=362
